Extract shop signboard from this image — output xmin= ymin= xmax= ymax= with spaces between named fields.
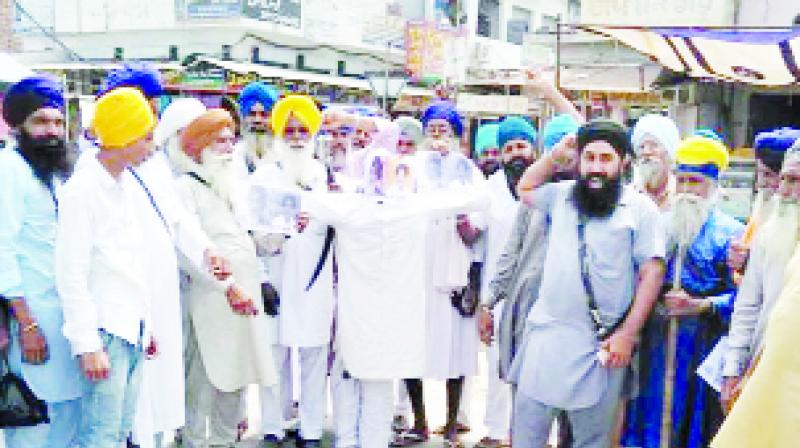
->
xmin=405 ymin=21 xmax=453 ymax=82
xmin=185 ymin=0 xmax=241 ymax=19
xmin=242 ymin=0 xmax=302 ymax=29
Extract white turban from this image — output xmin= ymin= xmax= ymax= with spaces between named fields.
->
xmin=154 ymin=98 xmax=207 ymax=146
xmin=631 ymin=114 xmax=680 ymax=162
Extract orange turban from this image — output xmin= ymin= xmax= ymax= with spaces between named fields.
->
xmin=180 ymin=109 xmax=234 ymax=162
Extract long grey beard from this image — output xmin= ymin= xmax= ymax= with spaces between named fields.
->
xmin=201 ymin=152 xmax=243 ymax=213
xmin=760 ymin=199 xmax=800 ymax=266
xmin=420 ymin=137 xmax=459 ymax=155
xmin=275 ymin=139 xmax=317 ymax=188
xmin=750 ymin=189 xmax=777 ymax=227
xmin=634 ymin=159 xmax=666 ymax=192
xmin=670 ymin=193 xmax=712 ymax=251
xmin=244 ymin=132 xmax=275 ymax=166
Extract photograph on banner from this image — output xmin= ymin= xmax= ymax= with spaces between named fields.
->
xmin=242 ymin=0 xmax=302 ymax=28
xmin=248 ymin=185 xmax=302 ymax=234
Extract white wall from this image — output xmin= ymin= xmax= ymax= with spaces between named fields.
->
xmin=737 ymin=0 xmax=799 ymax=26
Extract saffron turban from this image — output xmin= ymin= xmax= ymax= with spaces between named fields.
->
xmin=180 ymin=109 xmax=234 ymax=161
xmin=92 ymin=87 xmax=156 ymax=149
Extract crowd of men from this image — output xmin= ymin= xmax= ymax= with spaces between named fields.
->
xmin=0 ymin=61 xmax=798 ymax=448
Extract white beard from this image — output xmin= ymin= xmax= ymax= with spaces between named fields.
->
xmin=634 ymin=159 xmax=666 ymax=192
xmin=670 ymin=192 xmax=713 ymax=251
xmin=200 ymin=150 xmax=242 ymax=212
xmin=275 ymin=138 xmax=319 ymax=188
xmin=420 ymin=137 xmax=459 ymax=155
xmin=750 ymin=189 xmax=777 ymax=227
xmin=165 ymin=136 xmax=196 ymax=176
xmin=243 ymin=132 xmax=275 ymax=166
xmin=760 ymin=199 xmax=800 ymax=265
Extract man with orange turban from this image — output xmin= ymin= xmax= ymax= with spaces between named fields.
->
xmin=172 ymin=109 xmax=277 ymax=448
xmin=248 ymin=95 xmax=333 ymax=448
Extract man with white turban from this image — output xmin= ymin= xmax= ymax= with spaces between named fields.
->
xmin=631 ymin=114 xmax=681 ymax=212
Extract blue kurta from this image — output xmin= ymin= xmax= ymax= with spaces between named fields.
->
xmin=0 ymin=148 xmax=82 ymax=403
xmin=622 ymin=208 xmax=743 ymax=448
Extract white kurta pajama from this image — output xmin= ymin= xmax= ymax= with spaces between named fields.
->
xmin=304 ymin=186 xmax=487 ymax=448
xmin=478 ymin=170 xmax=516 ymax=440
xmin=129 ymin=150 xmax=215 ymax=448
xmin=248 ymin=159 xmax=334 ymax=441
xmin=415 ymin=150 xmax=485 ymax=380
xmin=175 ymin=172 xmax=277 ymax=447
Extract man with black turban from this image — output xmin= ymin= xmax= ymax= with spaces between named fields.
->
xmin=512 ymin=119 xmax=666 ymax=447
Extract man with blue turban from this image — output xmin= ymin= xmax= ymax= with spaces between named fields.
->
xmin=728 ymin=128 xmax=800 ymax=273
xmin=623 ymin=136 xmax=743 ymax=448
xmin=475 ymin=123 xmax=500 ymax=177
xmin=0 ymin=75 xmax=82 ymax=448
xmin=421 ymin=99 xmax=463 ymax=155
xmin=101 ymin=62 xmax=164 ymax=112
xmin=237 ymin=81 xmax=280 ymax=170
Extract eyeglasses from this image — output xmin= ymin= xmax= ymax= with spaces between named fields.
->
xmin=284 ymin=126 xmax=309 ymax=138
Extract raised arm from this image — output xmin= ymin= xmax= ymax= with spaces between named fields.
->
xmin=523 ymin=70 xmax=585 ymax=124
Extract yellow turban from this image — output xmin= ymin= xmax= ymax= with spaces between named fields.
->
xmin=675 ymin=136 xmax=730 ymax=178
xmin=271 ymin=94 xmax=321 ymax=138
xmin=93 ymin=87 xmax=156 ymax=150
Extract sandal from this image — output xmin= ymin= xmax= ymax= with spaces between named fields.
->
xmin=474 ymin=437 xmax=511 ymax=448
xmin=433 ymin=423 xmax=470 ymax=435
xmin=390 ymin=428 xmax=430 ymax=447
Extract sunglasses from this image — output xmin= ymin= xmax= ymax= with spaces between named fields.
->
xmin=284 ymin=126 xmax=309 ymax=137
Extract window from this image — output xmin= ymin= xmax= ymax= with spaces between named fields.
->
xmin=477 ymin=0 xmax=500 ymax=39
xmin=169 ymin=45 xmax=179 ymax=61
xmin=251 ymin=46 xmax=260 ymax=63
xmin=221 ymin=44 xmax=232 ymax=61
xmin=539 ymin=14 xmax=559 ymax=33
xmin=568 ymin=0 xmax=581 ymax=23
xmin=296 ymin=54 xmax=305 ymax=70
xmin=507 ymin=6 xmax=532 ymax=45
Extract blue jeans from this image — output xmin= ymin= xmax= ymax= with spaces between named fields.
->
xmin=76 ymin=331 xmax=144 ymax=448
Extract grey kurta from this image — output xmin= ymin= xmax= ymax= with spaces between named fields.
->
xmin=723 ymin=230 xmax=790 ymax=377
xmin=484 ymin=206 xmax=549 ymax=380
xmin=511 ymin=181 xmax=665 ymax=410
xmin=176 ymin=175 xmax=276 ymax=392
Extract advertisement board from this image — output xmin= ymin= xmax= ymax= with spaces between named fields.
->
xmin=185 ymin=0 xmax=241 ymax=19
xmin=242 ymin=0 xmax=302 ymax=28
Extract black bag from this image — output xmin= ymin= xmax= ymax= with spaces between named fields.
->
xmin=450 ymin=262 xmax=483 ymax=318
xmin=0 ymin=305 xmax=49 ymax=427
xmin=261 ymin=282 xmax=281 ymax=317
xmin=0 ymin=365 xmax=49 ymax=427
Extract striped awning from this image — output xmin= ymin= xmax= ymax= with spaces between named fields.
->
xmin=578 ymin=26 xmax=800 ymax=86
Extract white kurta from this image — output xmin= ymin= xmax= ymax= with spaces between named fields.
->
xmin=248 ymin=160 xmax=335 ymax=348
xmin=131 ymin=151 xmax=214 ymax=448
xmin=415 ymin=150 xmax=485 ymax=379
xmin=305 ymin=187 xmax=487 ymax=380
xmin=176 ymin=174 xmax=277 ymax=392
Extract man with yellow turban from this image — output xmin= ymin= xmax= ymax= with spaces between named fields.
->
xmin=54 ymin=87 xmax=167 ymax=447
xmin=622 ymin=135 xmax=743 ymax=448
xmin=248 ymin=95 xmax=334 ymax=448
xmin=171 ymin=108 xmax=277 ymax=448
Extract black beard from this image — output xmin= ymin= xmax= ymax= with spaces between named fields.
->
xmin=573 ymin=174 xmax=622 ymax=218
xmin=479 ymin=160 xmax=500 ymax=177
xmin=503 ymin=156 xmax=532 ymax=198
xmin=16 ymin=130 xmax=71 ymax=188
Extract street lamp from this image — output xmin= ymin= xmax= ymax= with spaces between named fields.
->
xmin=365 ymin=69 xmax=407 ymax=114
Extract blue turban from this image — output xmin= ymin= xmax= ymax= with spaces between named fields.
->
xmin=754 ymin=127 xmax=800 ymax=173
xmin=498 ymin=116 xmax=537 ymax=149
xmin=542 ymin=114 xmax=580 ymax=153
xmin=2 ymin=75 xmax=64 ymax=127
xmin=422 ymin=100 xmax=463 ymax=137
xmin=693 ymin=128 xmax=723 ymax=142
xmin=238 ymin=81 xmax=279 ymax=116
xmin=475 ymin=123 xmax=499 ymax=157
xmin=101 ymin=62 xmax=163 ymax=98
